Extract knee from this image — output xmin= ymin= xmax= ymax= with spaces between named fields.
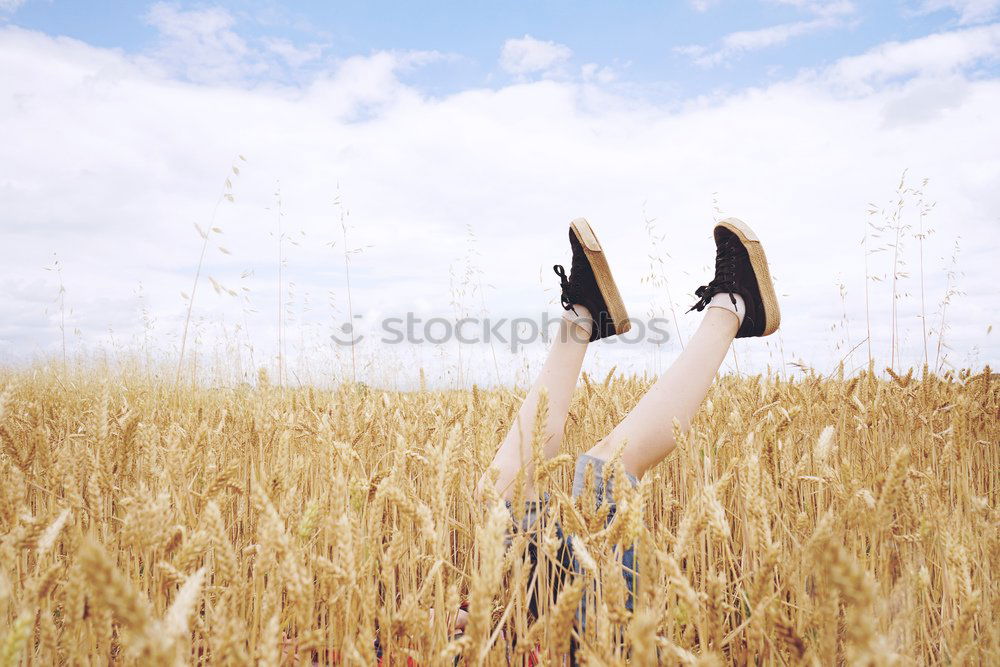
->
xmin=584 ymin=438 xmax=612 ymax=460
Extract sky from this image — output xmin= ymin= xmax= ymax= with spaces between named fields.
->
xmin=1 ymin=0 xmax=998 ymax=387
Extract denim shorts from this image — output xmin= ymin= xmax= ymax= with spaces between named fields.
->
xmin=505 ymin=454 xmax=638 ymax=620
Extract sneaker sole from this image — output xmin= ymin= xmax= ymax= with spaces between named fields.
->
xmin=716 ymin=217 xmax=781 ymax=336
xmin=570 ymin=218 xmax=631 ymax=335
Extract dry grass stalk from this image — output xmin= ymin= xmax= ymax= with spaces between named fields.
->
xmin=0 ymin=366 xmax=994 ymax=663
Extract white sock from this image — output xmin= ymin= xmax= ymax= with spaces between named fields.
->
xmin=563 ymin=310 xmax=595 ymax=340
xmin=707 ymin=292 xmax=745 ymax=326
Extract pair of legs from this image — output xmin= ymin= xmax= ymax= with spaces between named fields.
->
xmin=481 ymin=303 xmax=739 ymax=501
xmin=454 ymin=217 xmax=778 ymax=636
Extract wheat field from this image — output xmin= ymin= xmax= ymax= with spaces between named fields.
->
xmin=0 ymin=364 xmax=996 ymax=665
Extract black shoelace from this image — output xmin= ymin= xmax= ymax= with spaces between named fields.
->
xmin=553 ymin=264 xmax=574 ymax=310
xmin=688 ymin=236 xmax=739 ymax=312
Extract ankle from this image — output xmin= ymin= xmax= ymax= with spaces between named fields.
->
xmin=706 ymin=292 xmax=745 ymax=326
xmin=564 ymin=306 xmax=594 ymax=341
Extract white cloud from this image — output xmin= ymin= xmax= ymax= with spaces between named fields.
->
xmin=679 ymin=18 xmax=834 ymax=66
xmin=916 ymin=0 xmax=1000 ymax=24
xmin=0 ymin=25 xmax=997 ymax=384
xmin=500 ymin=34 xmax=572 ymax=75
xmin=0 ymin=0 xmax=26 ymax=12
xmin=581 ymin=62 xmax=616 ymax=83
xmin=688 ymin=0 xmax=721 ymax=10
xmin=679 ymin=0 xmax=858 ymax=66
xmin=140 ymin=2 xmax=337 ymax=83
xmin=261 ymin=37 xmax=325 ymax=68
xmin=142 ymin=2 xmax=256 ymax=83
xmin=724 ymin=19 xmax=828 ymax=49
xmin=825 ymin=22 xmax=1000 ymax=89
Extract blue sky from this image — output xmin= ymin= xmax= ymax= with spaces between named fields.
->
xmin=6 ymin=0 xmax=992 ymax=96
xmin=1 ymin=0 xmax=998 ymax=386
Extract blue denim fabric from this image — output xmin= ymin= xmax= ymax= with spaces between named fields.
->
xmin=570 ymin=454 xmax=638 ymax=614
xmin=504 ymin=454 xmax=639 ymax=619
xmin=503 ymin=493 xmax=571 ymax=619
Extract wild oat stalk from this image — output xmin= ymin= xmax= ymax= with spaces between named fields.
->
xmin=887 ymin=170 xmax=912 ymax=371
xmin=176 ymin=155 xmax=245 ymax=386
xmin=42 ymin=254 xmax=69 ymax=374
xmin=333 ymin=187 xmax=370 ymax=385
xmin=641 ymin=206 xmax=685 ymax=354
xmin=934 ymin=237 xmax=964 ymax=373
xmin=914 ymin=179 xmax=935 ymax=371
xmin=271 ymin=183 xmax=286 ymax=386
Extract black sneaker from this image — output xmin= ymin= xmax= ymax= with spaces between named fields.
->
xmin=553 ymin=218 xmax=631 ymax=341
xmin=688 ymin=218 xmax=780 ymax=338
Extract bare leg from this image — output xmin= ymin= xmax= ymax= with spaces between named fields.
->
xmin=587 ymin=306 xmax=738 ymax=478
xmin=481 ymin=307 xmax=594 ymax=501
